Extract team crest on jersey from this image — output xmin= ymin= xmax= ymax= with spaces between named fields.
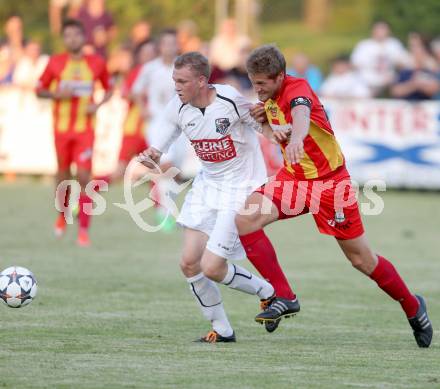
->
xmin=269 ymin=105 xmax=278 ymax=117
xmin=334 ymin=210 xmax=346 ymax=223
xmin=215 ymin=118 xmax=231 ymax=135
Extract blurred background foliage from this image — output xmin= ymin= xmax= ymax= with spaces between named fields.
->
xmin=1 ymin=0 xmax=439 ymax=70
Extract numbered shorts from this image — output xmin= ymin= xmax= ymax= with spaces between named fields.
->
xmin=54 ymin=131 xmax=94 ymax=171
xmin=255 ymin=166 xmax=364 ymax=240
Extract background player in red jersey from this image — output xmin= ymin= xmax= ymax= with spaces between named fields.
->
xmin=235 ymin=45 xmax=432 ymax=347
xmin=36 ymin=19 xmax=112 ymax=247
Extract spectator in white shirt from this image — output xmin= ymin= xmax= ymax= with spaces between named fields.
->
xmin=320 ymin=55 xmax=371 ymax=99
xmin=351 ymin=21 xmax=409 ymax=96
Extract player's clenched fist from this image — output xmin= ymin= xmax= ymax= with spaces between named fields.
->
xmin=250 ymin=103 xmax=267 ymax=123
xmin=137 ymin=147 xmax=162 ymax=169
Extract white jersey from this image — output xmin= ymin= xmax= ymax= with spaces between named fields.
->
xmin=152 ymin=84 xmax=267 ymax=197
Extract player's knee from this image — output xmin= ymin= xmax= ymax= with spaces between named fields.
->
xmin=347 ymin=250 xmax=376 ymax=274
xmin=179 ymin=256 xmax=199 ymax=277
xmin=200 ymin=260 xmax=222 ymax=282
xmin=235 ymin=212 xmax=261 ymax=235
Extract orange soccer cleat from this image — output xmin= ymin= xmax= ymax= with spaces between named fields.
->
xmin=77 ymin=228 xmax=91 ymax=247
xmin=54 ymin=214 xmax=67 ymax=238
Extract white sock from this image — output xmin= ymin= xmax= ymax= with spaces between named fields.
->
xmin=221 ymin=263 xmax=274 ymax=300
xmin=187 ymin=273 xmax=234 ymax=337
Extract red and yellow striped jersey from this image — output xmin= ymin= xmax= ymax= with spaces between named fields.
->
xmin=265 ymin=75 xmax=344 ymax=179
xmin=37 ymin=53 xmax=110 ymax=134
xmin=121 ymin=65 xmax=144 ymax=136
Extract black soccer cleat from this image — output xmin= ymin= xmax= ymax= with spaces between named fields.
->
xmin=259 ymin=295 xmax=281 ymax=333
xmin=196 ymin=331 xmax=236 ymax=343
xmin=408 ymin=295 xmax=433 ymax=348
xmin=256 ymin=297 xmax=300 ymax=326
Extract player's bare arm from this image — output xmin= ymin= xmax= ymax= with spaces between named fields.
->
xmin=286 ymin=105 xmax=310 ymax=164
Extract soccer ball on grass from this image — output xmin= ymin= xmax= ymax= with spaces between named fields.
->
xmin=0 ymin=266 xmax=38 ymax=308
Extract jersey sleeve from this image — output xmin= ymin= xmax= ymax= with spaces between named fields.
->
xmin=285 ymin=79 xmax=314 ymax=110
xmin=96 ymin=57 xmax=111 ymax=91
xmin=149 ymin=97 xmax=183 ymax=153
xmin=36 ymin=57 xmax=55 ymax=92
xmin=233 ymin=89 xmax=263 ymax=133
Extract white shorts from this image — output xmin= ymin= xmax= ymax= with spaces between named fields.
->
xmin=177 ymin=179 xmax=246 ymax=261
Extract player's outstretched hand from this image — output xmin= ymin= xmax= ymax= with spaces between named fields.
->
xmin=137 ymin=147 xmax=162 ymax=169
xmin=285 ymin=140 xmax=304 ymax=164
xmin=250 ymin=103 xmax=267 ymax=123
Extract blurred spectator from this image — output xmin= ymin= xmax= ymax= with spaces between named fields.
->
xmin=13 ymin=41 xmax=49 ymax=90
xmin=199 ymin=41 xmax=227 ymax=84
xmin=132 ymin=29 xmax=179 ymax=119
xmin=210 ymin=18 xmax=251 ymax=71
xmin=320 ymin=55 xmax=371 ymax=99
xmin=77 ymin=0 xmax=116 ymax=58
xmin=406 ymin=33 xmax=438 ymax=71
xmin=430 ymin=36 xmax=440 ymax=66
xmin=2 ymin=14 xmax=26 ymax=63
xmin=129 ymin=21 xmax=151 ymax=49
xmin=0 ymin=41 xmax=14 ymax=85
xmin=107 ymin=45 xmax=133 ymax=80
xmin=390 ymin=35 xmax=440 ymax=101
xmin=287 ymin=53 xmax=322 ymax=92
xmin=351 ymin=21 xmax=409 ymax=96
xmin=0 ymin=14 xmax=26 ymax=86
xmin=224 ymin=42 xmax=253 ymax=96
xmin=177 ymin=19 xmax=202 ymax=53
xmin=49 ymin=0 xmax=82 ymax=35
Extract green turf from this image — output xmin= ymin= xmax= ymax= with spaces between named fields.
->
xmin=0 ymin=180 xmax=439 ymax=388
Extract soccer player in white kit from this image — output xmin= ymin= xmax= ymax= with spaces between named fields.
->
xmin=138 ymin=52 xmax=275 ymax=343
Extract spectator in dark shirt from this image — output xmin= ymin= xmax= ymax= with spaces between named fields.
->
xmin=77 ymin=0 xmax=116 ymax=58
xmin=391 ymin=34 xmax=440 ymax=101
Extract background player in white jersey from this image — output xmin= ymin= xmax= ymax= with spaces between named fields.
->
xmin=133 ymin=29 xmax=190 ymax=230
xmin=138 ymin=52 xmax=275 ymax=343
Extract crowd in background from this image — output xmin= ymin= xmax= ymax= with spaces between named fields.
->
xmin=1 ymin=0 xmax=440 ymax=102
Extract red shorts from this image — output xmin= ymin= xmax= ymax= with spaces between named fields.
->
xmin=256 ymin=166 xmax=364 ymax=240
xmin=54 ymin=132 xmax=94 ymax=171
xmin=118 ymin=134 xmax=148 ymax=162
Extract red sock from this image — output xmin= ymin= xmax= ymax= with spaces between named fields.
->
xmin=78 ymin=193 xmax=92 ymax=230
xmin=93 ymin=175 xmax=111 ymax=191
xmin=239 ymin=229 xmax=296 ymax=300
xmin=370 ymin=255 xmax=419 ymax=318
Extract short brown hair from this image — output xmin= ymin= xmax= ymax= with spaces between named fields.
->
xmin=174 ymin=51 xmax=210 ymax=79
xmin=246 ymin=44 xmax=286 ymax=78
xmin=61 ymin=18 xmax=85 ymax=35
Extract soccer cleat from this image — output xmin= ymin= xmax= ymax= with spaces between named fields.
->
xmin=77 ymin=228 xmax=91 ymax=247
xmin=408 ymin=295 xmax=433 ymax=348
xmin=255 ymin=297 xmax=300 ymax=325
xmin=54 ymin=214 xmax=67 ymax=238
xmin=196 ymin=331 xmax=236 ymax=343
xmin=259 ymin=295 xmax=281 ymax=333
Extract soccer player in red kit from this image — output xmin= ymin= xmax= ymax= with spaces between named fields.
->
xmin=235 ymin=45 xmax=432 ymax=347
xmin=36 ymin=19 xmax=112 ymax=247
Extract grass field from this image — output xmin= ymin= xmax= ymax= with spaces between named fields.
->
xmin=0 ymin=180 xmax=439 ymax=388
